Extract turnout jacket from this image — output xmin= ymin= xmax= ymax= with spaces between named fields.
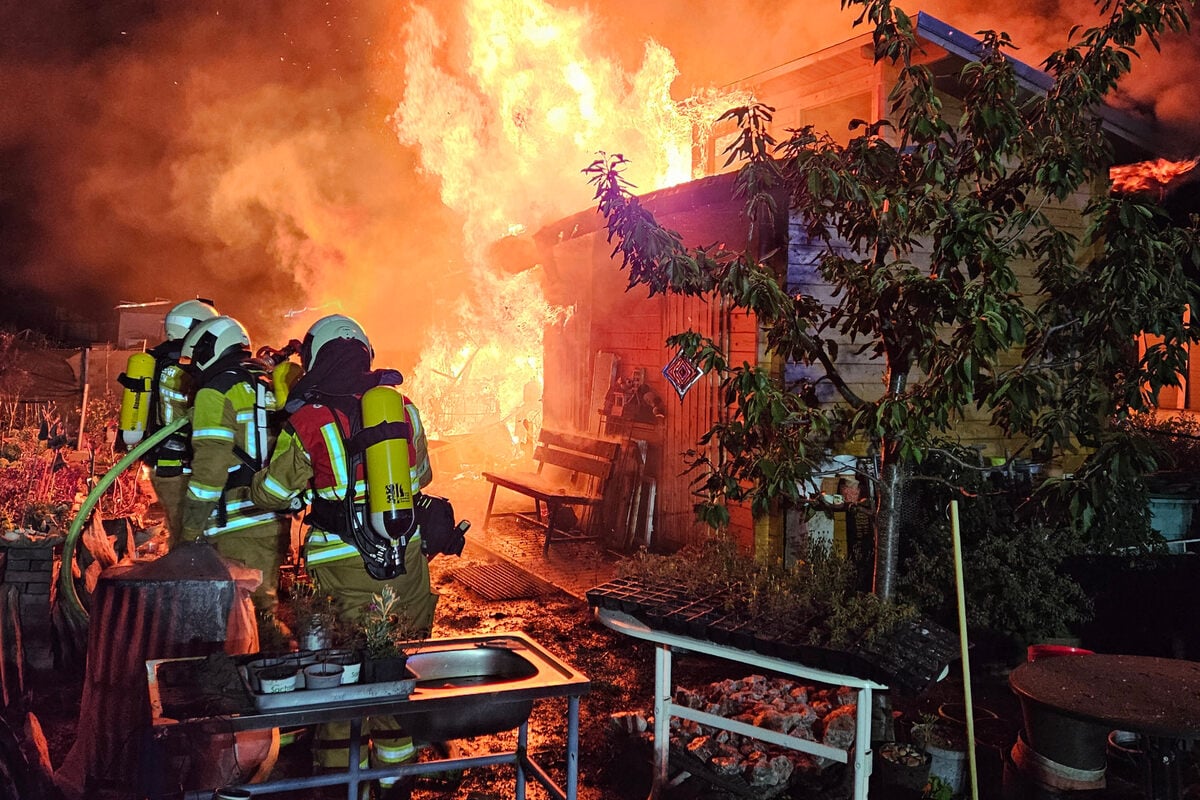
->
xmin=148 ymin=339 xmax=196 ymax=477
xmin=249 ymin=376 xmax=432 ymax=568
xmin=182 ymin=354 xmax=281 ymax=540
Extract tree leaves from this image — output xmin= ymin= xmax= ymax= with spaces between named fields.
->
xmin=587 ymin=0 xmax=1200 ymax=554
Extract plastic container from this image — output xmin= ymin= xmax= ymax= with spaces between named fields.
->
xmin=1026 ymin=644 xmax=1094 ymax=662
xmin=328 ymin=650 xmax=363 ymax=685
xmin=303 ymin=663 xmax=344 ymax=690
xmin=257 ymin=664 xmax=299 ymax=693
xmin=245 ymin=657 xmax=286 ymax=692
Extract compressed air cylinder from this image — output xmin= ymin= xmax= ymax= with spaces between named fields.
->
xmin=118 ymin=352 xmax=156 ymax=447
xmin=271 ymin=360 xmax=304 ymax=409
xmin=362 ymin=385 xmax=415 ymax=539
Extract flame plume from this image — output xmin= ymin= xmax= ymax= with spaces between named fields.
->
xmin=388 ymin=0 xmax=732 ymax=456
xmin=1110 ymin=157 xmax=1200 ymax=198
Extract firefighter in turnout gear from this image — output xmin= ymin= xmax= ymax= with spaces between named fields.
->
xmin=117 ymin=298 xmax=219 ymax=548
xmin=250 ymin=314 xmax=435 ymax=798
xmin=180 ymin=315 xmax=288 ymax=614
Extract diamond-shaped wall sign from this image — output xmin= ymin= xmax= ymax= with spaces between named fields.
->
xmin=662 ymin=352 xmax=704 ymax=400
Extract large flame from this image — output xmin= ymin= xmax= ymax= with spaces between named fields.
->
xmin=1110 ymin=157 xmax=1199 ymax=197
xmin=383 ymin=0 xmax=732 ymax=464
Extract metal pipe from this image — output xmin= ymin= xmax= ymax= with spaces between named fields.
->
xmin=566 ymin=695 xmax=580 ymax=800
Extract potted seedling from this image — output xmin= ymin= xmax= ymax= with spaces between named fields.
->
xmin=911 ymin=714 xmax=968 ymax=796
xmin=358 ymin=584 xmax=422 ymax=682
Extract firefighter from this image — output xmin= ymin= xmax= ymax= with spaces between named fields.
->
xmin=117 ymin=298 xmax=219 ymax=548
xmin=250 ymin=314 xmax=435 ymax=799
xmin=179 ymin=314 xmax=288 ymax=614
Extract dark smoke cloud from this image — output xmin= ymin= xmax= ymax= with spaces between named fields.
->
xmin=0 ymin=0 xmax=1195 ymax=348
xmin=0 ymin=0 xmax=460 ymax=350
xmin=591 ymin=0 xmax=1199 ymax=153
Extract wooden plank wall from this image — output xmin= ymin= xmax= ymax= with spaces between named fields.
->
xmin=786 ymin=171 xmax=1098 ymax=467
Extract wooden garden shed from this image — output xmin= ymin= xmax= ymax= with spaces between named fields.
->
xmin=533 ymin=12 xmax=1158 ymax=559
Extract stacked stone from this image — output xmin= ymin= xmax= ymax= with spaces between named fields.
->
xmin=670 ymin=674 xmax=859 ymax=793
xmin=0 ymin=540 xmax=58 ymax=670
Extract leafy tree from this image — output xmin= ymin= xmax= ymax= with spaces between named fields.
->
xmin=585 ymin=0 xmax=1200 ymax=597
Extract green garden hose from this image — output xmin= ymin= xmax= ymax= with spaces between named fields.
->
xmin=58 ymin=417 xmax=189 ymax=627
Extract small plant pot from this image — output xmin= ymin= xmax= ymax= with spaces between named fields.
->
xmin=303 ymin=663 xmax=344 ymax=690
xmin=288 ymin=651 xmax=318 ymax=688
xmin=257 ymin=664 xmax=299 ymax=693
xmin=245 ymin=656 xmax=286 ymax=692
xmin=328 ymin=650 xmax=363 ymax=685
xmin=364 ymin=655 xmax=409 ymax=683
xmin=914 ymin=725 xmax=969 ymax=795
xmin=873 ymin=741 xmax=931 ymax=792
xmin=937 ymin=701 xmax=999 ymax=727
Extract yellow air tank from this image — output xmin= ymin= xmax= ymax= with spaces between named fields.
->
xmin=118 ymin=352 xmax=156 ymax=447
xmin=272 ymin=360 xmax=304 ymax=409
xmin=362 ymin=385 xmax=415 ymax=540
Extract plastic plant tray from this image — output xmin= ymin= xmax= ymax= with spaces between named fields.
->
xmin=239 ymin=658 xmax=415 ymax=712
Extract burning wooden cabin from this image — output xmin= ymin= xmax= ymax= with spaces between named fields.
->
xmin=532 ymin=12 xmax=1167 ymax=559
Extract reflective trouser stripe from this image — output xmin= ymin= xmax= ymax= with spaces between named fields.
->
xmin=371 ymin=727 xmax=416 ymax=787
xmin=312 ymin=717 xmax=413 ymax=783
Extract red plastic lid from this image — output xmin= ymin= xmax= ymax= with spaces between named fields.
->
xmin=1027 ymin=644 xmax=1095 ymax=662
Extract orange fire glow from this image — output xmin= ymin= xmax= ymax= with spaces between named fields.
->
xmin=1110 ymin=157 xmax=1199 ymax=197
xmin=377 ymin=0 xmax=734 ymax=457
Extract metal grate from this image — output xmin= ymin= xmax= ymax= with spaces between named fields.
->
xmin=453 ymin=562 xmax=548 ymax=601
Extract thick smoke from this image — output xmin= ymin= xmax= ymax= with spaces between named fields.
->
xmin=0 ymin=0 xmax=1195 ymax=352
xmin=0 ymin=0 xmax=461 ymax=353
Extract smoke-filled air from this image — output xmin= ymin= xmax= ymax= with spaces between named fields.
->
xmin=1 ymin=0 xmax=1197 ymax=433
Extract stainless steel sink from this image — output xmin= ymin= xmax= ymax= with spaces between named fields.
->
xmin=399 ymin=634 xmax=587 ymax=741
xmin=406 ymin=643 xmax=539 ymax=688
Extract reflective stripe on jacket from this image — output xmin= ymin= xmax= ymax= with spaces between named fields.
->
xmin=250 ymin=392 xmax=431 ymax=565
xmin=183 ymin=363 xmax=278 ymax=538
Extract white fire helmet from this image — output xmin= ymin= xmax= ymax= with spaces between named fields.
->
xmin=301 ymin=314 xmax=372 ymax=370
xmin=164 ymin=298 xmax=219 ymax=341
xmin=181 ymin=316 xmax=250 ymax=372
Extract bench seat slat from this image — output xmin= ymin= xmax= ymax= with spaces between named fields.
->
xmin=481 ymin=470 xmax=601 ymax=506
xmin=534 ymin=446 xmax=615 ymax=479
xmin=482 ymin=429 xmax=622 ymax=554
xmin=538 ymin=430 xmax=620 ymax=459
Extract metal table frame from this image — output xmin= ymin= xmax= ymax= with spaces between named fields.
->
xmin=145 ymin=634 xmax=590 ymax=800
xmin=597 ymin=608 xmax=887 ymax=800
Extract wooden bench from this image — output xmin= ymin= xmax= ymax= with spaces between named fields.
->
xmin=482 ymin=430 xmax=621 ymax=554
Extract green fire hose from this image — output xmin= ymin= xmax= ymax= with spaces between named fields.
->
xmin=57 ymin=417 xmax=189 ymax=628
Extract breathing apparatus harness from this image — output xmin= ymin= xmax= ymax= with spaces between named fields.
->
xmin=303 ymin=386 xmax=414 ymax=579
xmin=300 ymin=383 xmax=469 ymax=578
xmin=192 ymin=349 xmax=281 ymax=527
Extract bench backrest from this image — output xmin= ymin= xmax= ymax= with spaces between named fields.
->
xmin=534 ymin=429 xmax=620 ymax=483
